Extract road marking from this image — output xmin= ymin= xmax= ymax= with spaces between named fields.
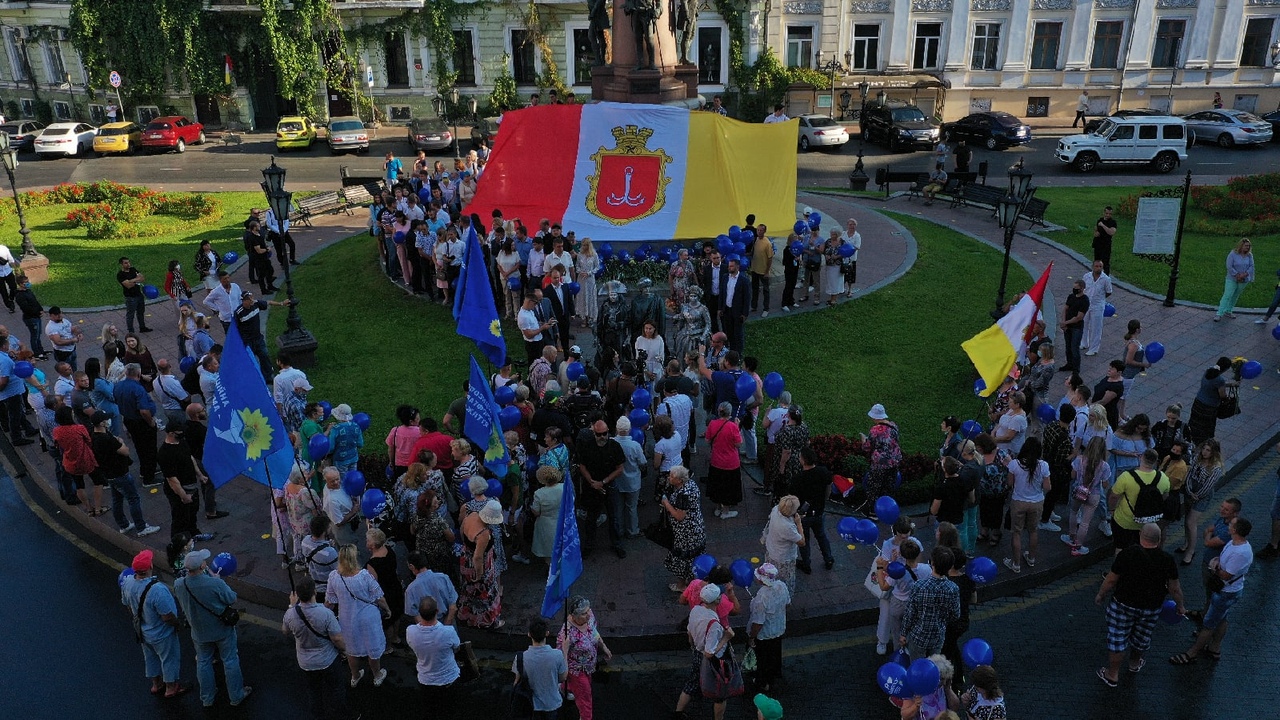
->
xmin=1195 ymin=162 xmax=1233 ymax=165
xmin=227 ymin=169 xmax=251 ymax=172
xmin=160 ymin=167 xmax=182 ymax=171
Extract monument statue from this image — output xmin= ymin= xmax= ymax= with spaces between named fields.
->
xmin=675 ymin=286 xmax=711 ymax=364
xmin=623 ymin=0 xmax=662 ymax=70
xmin=671 ymin=0 xmax=697 ymax=65
xmin=629 ymin=277 xmax=665 ymax=340
xmin=596 ymin=280 xmax=632 ymax=367
xmin=588 ymin=0 xmax=611 ymax=66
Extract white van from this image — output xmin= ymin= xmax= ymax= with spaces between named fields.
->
xmin=1055 ymin=116 xmax=1188 ymax=173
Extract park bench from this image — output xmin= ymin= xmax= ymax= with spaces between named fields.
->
xmin=876 ymin=168 xmax=930 ymax=199
xmin=956 ymin=183 xmax=1007 ymax=213
xmin=1019 ymin=191 xmax=1051 ymax=229
xmin=289 ymin=190 xmax=345 ymax=226
xmin=340 ymin=182 xmax=382 ymax=210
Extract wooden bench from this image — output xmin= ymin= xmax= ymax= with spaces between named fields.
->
xmin=956 ymin=183 xmax=1007 ymax=212
xmin=340 ymin=182 xmax=382 ymax=210
xmin=289 ymin=190 xmax=345 ymax=226
xmin=1019 ymin=192 xmax=1051 ymax=229
xmin=876 ymin=169 xmax=931 ymax=199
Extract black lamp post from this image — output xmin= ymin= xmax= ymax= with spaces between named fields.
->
xmin=434 ymin=88 xmax=478 ymax=160
xmin=992 ymin=166 xmax=1034 ymax=318
xmin=0 ymin=132 xmax=35 ymax=257
xmin=261 ymin=157 xmax=318 ymax=367
xmin=849 ymin=80 xmax=871 ymax=190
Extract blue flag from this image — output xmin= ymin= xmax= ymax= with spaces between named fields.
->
xmin=540 ymin=467 xmax=583 ymax=619
xmin=463 ymin=355 xmax=510 ymax=478
xmin=203 ymin=322 xmax=293 ymax=489
xmin=453 ymin=224 xmax=507 ymax=367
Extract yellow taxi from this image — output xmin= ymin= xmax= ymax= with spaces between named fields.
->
xmin=275 ymin=116 xmax=316 ymax=151
xmin=92 ymin=121 xmax=142 ymax=155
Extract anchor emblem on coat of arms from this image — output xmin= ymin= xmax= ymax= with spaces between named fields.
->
xmin=586 ymin=125 xmax=672 ymax=225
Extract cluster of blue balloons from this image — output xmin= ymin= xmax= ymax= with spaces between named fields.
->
xmin=692 ymin=554 xmax=756 ymax=588
xmin=837 ymin=517 xmax=879 ymax=545
xmin=877 ymin=657 xmax=940 ymax=698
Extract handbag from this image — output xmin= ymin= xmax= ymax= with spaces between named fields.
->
xmin=699 ymin=642 xmax=745 ymax=700
xmin=1073 ymin=482 xmax=1093 ymax=503
xmin=643 ymin=509 xmax=676 ymax=550
xmin=1216 ymin=386 xmax=1241 ymax=419
xmin=454 ymin=640 xmax=480 ymax=683
xmin=864 ymin=563 xmax=889 ymax=600
xmin=184 ymin=584 xmax=241 ymax=627
xmin=510 ymin=652 xmax=535 ymax=719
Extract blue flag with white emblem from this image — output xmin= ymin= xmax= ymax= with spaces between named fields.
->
xmin=452 ymin=223 xmax=507 ymax=367
xmin=463 ymin=355 xmax=510 ymax=479
xmin=203 ymin=322 xmax=294 ymax=488
xmin=540 ymin=467 xmax=583 ymax=619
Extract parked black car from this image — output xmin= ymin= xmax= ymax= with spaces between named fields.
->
xmin=859 ymin=100 xmax=940 ymax=152
xmin=470 ymin=117 xmax=500 ymax=151
xmin=1082 ymin=108 xmax=1165 ymax=134
xmin=941 ymin=111 xmax=1032 ymax=150
xmin=1262 ymin=109 xmax=1280 ymax=141
xmin=0 ymin=121 xmax=45 ymax=152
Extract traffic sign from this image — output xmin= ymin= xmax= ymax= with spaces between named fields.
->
xmin=366 ymin=66 xmax=374 ymax=88
xmin=109 ymin=70 xmax=121 ymax=88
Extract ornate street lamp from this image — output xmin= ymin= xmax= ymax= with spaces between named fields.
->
xmin=849 ymin=80 xmax=871 ymax=190
xmin=0 ymin=132 xmax=47 ymax=282
xmin=261 ymin=157 xmax=318 ymax=366
xmin=992 ymin=165 xmax=1034 ymax=317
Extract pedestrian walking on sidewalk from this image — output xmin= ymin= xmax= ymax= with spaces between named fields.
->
xmin=1214 ymin=238 xmax=1254 ymax=321
xmin=175 ymin=549 xmax=253 ymax=707
xmin=121 ymin=549 xmax=189 ymax=699
xmin=1094 ymin=523 xmax=1183 ymax=686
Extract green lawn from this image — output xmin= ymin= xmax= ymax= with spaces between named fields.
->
xmin=1036 ymin=186 xmax=1278 ymax=307
xmin=7 ymin=191 xmax=261 ymax=307
xmin=748 ymin=214 xmax=1032 ymax=455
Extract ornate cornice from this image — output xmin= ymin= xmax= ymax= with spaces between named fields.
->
xmin=912 ymin=0 xmax=953 ymax=10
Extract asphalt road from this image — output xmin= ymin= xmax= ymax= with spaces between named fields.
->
xmin=8 ymin=128 xmax=1276 ymax=195
xmin=4 ymin=444 xmax=1277 ymax=719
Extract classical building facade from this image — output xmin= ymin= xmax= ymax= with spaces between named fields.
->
xmin=0 ymin=0 xmax=1275 ymax=127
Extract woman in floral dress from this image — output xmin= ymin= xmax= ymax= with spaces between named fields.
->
xmin=576 ymin=238 xmax=601 ymax=327
xmin=668 ymin=249 xmax=696 ymax=304
xmin=412 ymin=490 xmax=458 ymax=585
xmin=659 ymin=466 xmax=707 ymax=592
xmin=558 ymin=596 xmax=613 ymax=720
xmin=457 ymin=499 xmax=504 ymax=628
xmin=283 ymin=467 xmax=320 ymax=562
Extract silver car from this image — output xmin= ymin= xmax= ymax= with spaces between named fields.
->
xmin=797 ymin=114 xmax=849 ymax=151
xmin=327 ymin=116 xmax=370 ymax=154
xmin=1183 ymin=109 xmax=1273 ymax=147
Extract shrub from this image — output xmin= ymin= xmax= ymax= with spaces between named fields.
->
xmin=45 ymin=182 xmax=221 ymax=239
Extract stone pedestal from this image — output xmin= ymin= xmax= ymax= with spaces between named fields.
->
xmin=277 ymin=328 xmax=318 ymax=369
xmin=593 ymin=0 xmax=691 ymax=104
xmin=672 ymin=64 xmax=700 ymax=99
xmin=19 ymin=253 xmax=48 ymax=284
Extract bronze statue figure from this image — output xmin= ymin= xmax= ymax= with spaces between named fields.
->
xmin=588 ymin=0 xmax=611 ymax=66
xmin=624 ymin=0 xmax=662 ymax=70
xmin=672 ymin=0 xmax=697 ymax=65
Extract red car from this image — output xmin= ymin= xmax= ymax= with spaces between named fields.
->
xmin=139 ymin=115 xmax=205 ymax=153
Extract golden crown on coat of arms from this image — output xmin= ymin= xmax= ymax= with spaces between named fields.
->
xmin=610 ymin=125 xmax=654 ymax=154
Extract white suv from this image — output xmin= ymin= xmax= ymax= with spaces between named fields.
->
xmin=1055 ymin=116 xmax=1188 ymax=173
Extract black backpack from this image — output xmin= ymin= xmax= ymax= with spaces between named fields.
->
xmin=181 ymin=364 xmax=202 ymax=396
xmin=1124 ymin=470 xmax=1167 ymax=525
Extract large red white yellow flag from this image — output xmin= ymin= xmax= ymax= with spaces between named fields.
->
xmin=464 ymin=102 xmax=798 ymax=240
xmin=962 ymin=263 xmax=1054 ymax=397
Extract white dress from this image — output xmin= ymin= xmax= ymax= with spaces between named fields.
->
xmin=326 ymin=569 xmax=386 ymax=658
xmin=577 ymin=253 xmax=600 ymax=321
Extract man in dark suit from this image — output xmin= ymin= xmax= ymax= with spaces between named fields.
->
xmin=544 ymin=265 xmax=575 ymax=352
xmin=699 ymin=249 xmax=724 ymax=335
xmin=718 ymin=257 xmax=750 ymax=353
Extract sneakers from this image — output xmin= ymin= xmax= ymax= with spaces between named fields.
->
xmin=1002 ymin=557 xmax=1021 ymax=574
xmin=782 ymin=305 xmax=791 ymax=312
xmin=372 ymin=669 xmax=388 ymax=687
xmin=720 ymin=510 xmax=739 ymax=520
xmin=1060 ymin=533 xmax=1077 ymax=547
xmin=137 ymin=524 xmax=161 ymax=537
xmin=193 ymin=533 xmax=215 ymax=542
xmin=876 ymin=642 xmax=888 ymax=655
xmin=1256 ymin=318 xmax=1269 ymax=324
xmin=141 ymin=477 xmax=163 ymax=488
xmin=230 ymin=686 xmax=254 ymax=706
xmin=511 ymin=553 xmax=532 ymax=565
xmin=1022 ymin=551 xmax=1037 ymax=567
xmin=1100 ymin=523 xmax=1113 ymax=538
xmin=1072 ymin=546 xmax=1091 ymax=556
xmin=1038 ymin=521 xmax=1061 ymax=532
xmin=118 ymin=522 xmax=137 ymax=534
xmin=762 ymin=311 xmax=769 ymax=318
xmin=1050 ymin=512 xmax=1062 ymax=522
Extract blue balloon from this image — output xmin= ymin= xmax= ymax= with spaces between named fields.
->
xmin=211 ymin=552 xmax=238 ymax=577
xmin=486 ymin=478 xmax=504 ymax=499
xmin=731 ymin=242 xmax=746 ymax=256
xmin=361 ymin=488 xmax=387 ymax=518
xmin=459 ymin=481 xmax=473 ymax=502
xmin=598 ymin=243 xmax=613 ymax=259
xmin=1241 ymin=360 xmax=1263 ymax=380
xmin=1036 ymin=402 xmax=1057 ymax=424
xmin=507 ymin=275 xmax=522 ymax=290
xmin=961 ymin=419 xmax=982 ymax=440
xmin=617 ymin=250 xmax=632 ymax=263
xmin=342 ymin=470 xmax=366 ymax=496
xmin=973 ymin=378 xmax=987 ymax=396
xmin=889 ymin=649 xmax=911 ymax=668
xmin=838 ymin=242 xmax=855 ymax=258
xmin=143 ymin=284 xmax=160 ymax=299
xmin=179 ymin=356 xmax=196 ymax=374
xmin=907 ymin=658 xmax=941 ymax=696
xmin=808 ymin=212 xmax=822 ymax=229
xmin=631 ymin=388 xmax=652 ymax=410
xmin=763 ymin=372 xmax=785 ymax=399
xmin=886 ymin=561 xmax=906 ymax=579
xmin=730 ymin=558 xmax=754 ymax=588
xmin=595 ymin=265 xmax=605 ymax=278
xmin=854 ymin=519 xmax=879 ymax=545
xmin=499 ymin=405 xmax=521 ymax=431
xmin=494 ymin=385 xmax=516 ymax=406
xmin=728 ymin=225 xmax=741 ymax=237
xmin=1273 ymin=324 xmax=1280 ymax=341
xmin=877 ymin=662 xmax=909 ymax=697
xmin=634 ymin=249 xmax=649 ymax=262
xmin=692 ymin=554 xmax=717 ymax=580
xmin=566 ymin=362 xmax=585 ymax=382
xmin=962 ymin=638 xmax=994 ymax=669
xmin=789 ymin=240 xmax=804 ymax=256
xmin=307 ymin=433 xmax=331 ymax=459
xmin=629 ymin=428 xmax=646 ymax=445
xmin=874 ymin=496 xmax=900 ymax=525
xmin=13 ymin=360 xmax=33 ymax=379
xmin=837 ymin=516 xmax=859 ymax=542
xmin=1104 ymin=302 xmax=1116 ymax=318
xmin=567 ymin=281 xmax=581 ymax=296
xmin=319 ymin=400 xmax=332 ymax=419
xmin=734 ymin=372 xmax=756 ymax=402
xmin=793 ymin=220 xmax=807 ymax=235
xmin=967 ymin=556 xmax=998 ymax=584
xmin=628 ymin=408 xmax=651 ymax=429
xmin=1159 ymin=599 xmax=1183 ymax=625
xmin=353 ymin=412 xmax=371 ymax=431
xmin=222 ymin=251 xmax=239 ymax=265
xmin=118 ymin=567 xmax=135 ymax=587
xmin=392 ymin=231 xmax=406 ymax=244
xmin=1145 ymin=341 xmax=1165 ymax=364
xmin=726 ymin=253 xmax=742 ymax=266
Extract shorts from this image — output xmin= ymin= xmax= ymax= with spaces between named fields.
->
xmin=1105 ymin=600 xmax=1160 ymax=653
xmin=1110 ymin=520 xmax=1140 ymax=551
xmin=1202 ymin=589 xmax=1240 ymax=630
xmin=924 ymin=183 xmax=943 ymax=194
xmin=1009 ymin=500 xmax=1042 ymax=533
xmin=1120 ymin=377 xmax=1135 ymax=399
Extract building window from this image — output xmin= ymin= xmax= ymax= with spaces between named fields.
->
xmin=698 ymin=27 xmax=723 ymax=83
xmin=19 ymin=98 xmax=33 ymax=118
xmin=88 ymin=104 xmax=105 ymax=124
xmin=1240 ymin=18 xmax=1275 ymax=67
xmin=510 ymin=29 xmax=537 ymax=85
xmin=384 ymin=32 xmax=409 ymax=87
xmin=851 ymin=24 xmax=879 ymax=71
xmin=1026 ymin=96 xmax=1049 ymax=117
xmin=913 ymin=23 xmax=943 ymax=70
xmin=1151 ymin=19 xmax=1185 ymax=68
xmin=971 ymin=23 xmax=1001 ymax=70
xmin=1090 ymin=21 xmax=1124 ymax=69
xmin=44 ymin=40 xmax=67 ymax=85
xmin=5 ymin=30 xmax=26 ymax=82
xmin=785 ymin=26 xmax=813 ymax=68
xmin=572 ymin=29 xmax=592 ymax=85
xmin=1030 ymin=22 xmax=1062 ymax=70
xmin=52 ymin=100 xmax=71 ymax=120
xmin=452 ymin=30 xmax=477 ymax=86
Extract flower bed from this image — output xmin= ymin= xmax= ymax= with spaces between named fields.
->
xmin=0 ymin=180 xmax=223 ymax=240
xmin=808 ymin=433 xmax=938 ymax=506
xmin=1119 ymin=173 xmax=1280 ymax=237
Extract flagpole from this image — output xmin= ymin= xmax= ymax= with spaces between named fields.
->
xmin=266 ymin=459 xmax=297 ymax=593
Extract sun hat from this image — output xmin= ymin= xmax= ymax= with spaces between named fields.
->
xmin=332 ymin=404 xmax=353 ymax=422
xmin=479 ymin=499 xmax=504 ymax=524
xmin=754 ymin=563 xmax=780 ymax=586
xmin=867 ymin=403 xmax=889 ymax=420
